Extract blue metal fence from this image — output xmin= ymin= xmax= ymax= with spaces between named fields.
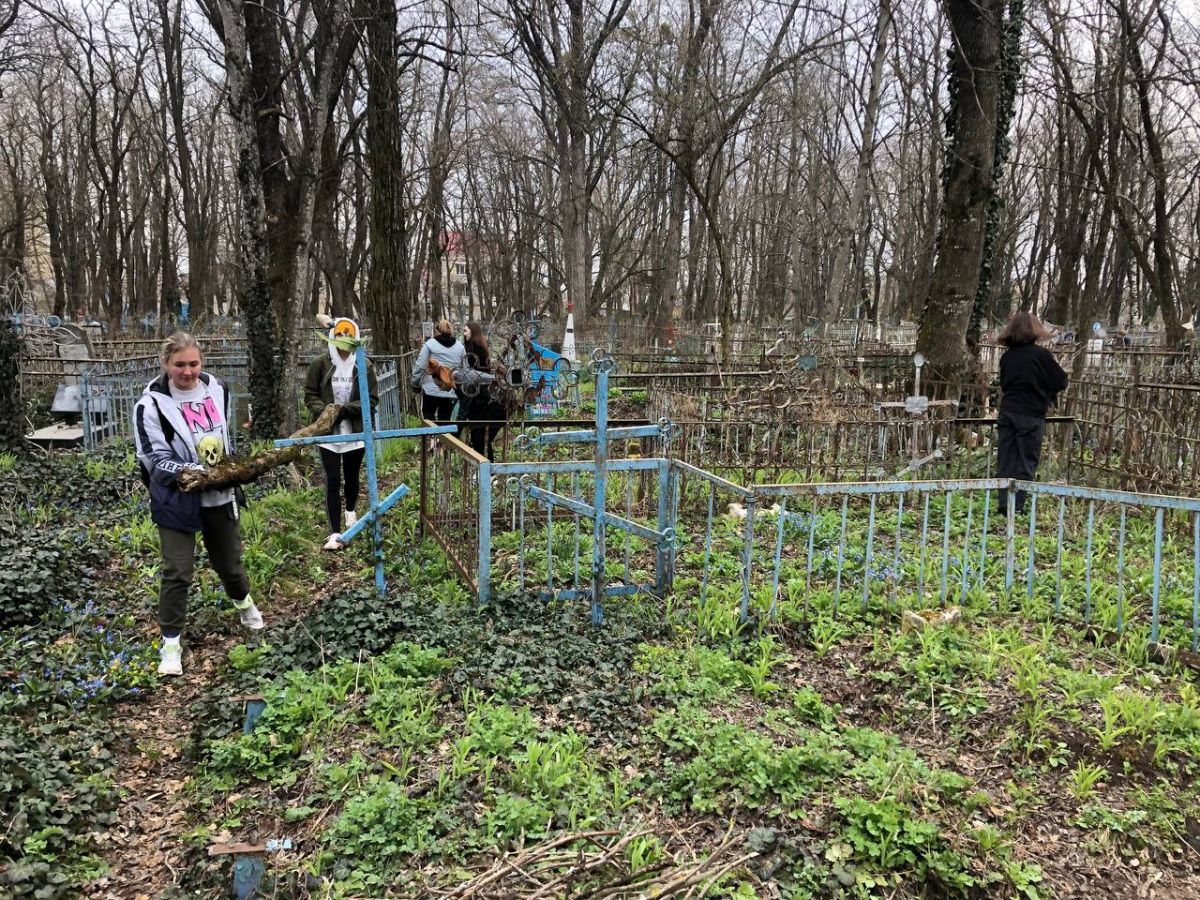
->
xmin=411 ymin=354 xmax=1200 ymax=655
xmin=668 ymin=475 xmax=1200 ymax=651
xmin=80 ymin=358 xmax=402 ymax=451
xmin=426 ymin=440 xmax=1200 ymax=652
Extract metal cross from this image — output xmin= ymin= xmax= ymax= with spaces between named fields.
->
xmin=510 ymin=349 xmax=678 ymax=624
xmin=273 ymin=345 xmax=456 ymax=596
xmin=875 ymin=352 xmax=957 ymax=475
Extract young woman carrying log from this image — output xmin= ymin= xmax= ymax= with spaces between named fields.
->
xmin=132 ymin=332 xmax=265 ymax=677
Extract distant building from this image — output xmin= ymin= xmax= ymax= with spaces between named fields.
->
xmin=420 ymin=231 xmax=475 ymax=320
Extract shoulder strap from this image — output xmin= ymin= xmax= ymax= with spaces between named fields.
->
xmin=138 ymin=396 xmax=176 ymax=488
xmin=149 ymin=395 xmax=175 ymax=446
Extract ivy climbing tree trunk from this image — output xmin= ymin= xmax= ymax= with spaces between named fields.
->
xmin=916 ymin=0 xmax=1005 ymax=392
xmin=0 ymin=320 xmax=21 ymax=452
xmin=214 ymin=0 xmax=282 ymax=439
xmin=363 ymin=0 xmax=412 ymax=355
xmin=966 ymin=0 xmax=1025 ymax=349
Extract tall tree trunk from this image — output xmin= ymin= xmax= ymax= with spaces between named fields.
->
xmin=1121 ymin=0 xmax=1184 ymax=344
xmin=424 ymin=8 xmax=457 ymax=323
xmin=160 ymin=0 xmax=210 ymax=321
xmin=827 ymin=0 xmax=891 ymax=318
xmin=216 ymin=0 xmax=282 ymax=437
xmin=363 ymin=0 xmax=412 ymax=354
xmin=966 ymin=0 xmax=1024 ymax=348
xmin=915 ymin=0 xmax=1004 ymax=389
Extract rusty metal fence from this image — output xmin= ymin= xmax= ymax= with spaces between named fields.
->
xmin=419 ymin=426 xmax=490 ymax=597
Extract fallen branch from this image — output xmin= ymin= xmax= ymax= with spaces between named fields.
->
xmin=437 ymin=822 xmax=758 ymax=900
xmin=178 ymin=404 xmax=342 ymax=493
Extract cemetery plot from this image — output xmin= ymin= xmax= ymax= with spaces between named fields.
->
xmin=5 ymin=395 xmax=1200 ymax=898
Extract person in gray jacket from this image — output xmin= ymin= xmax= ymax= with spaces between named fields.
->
xmin=411 ymin=318 xmax=465 ymax=422
xmin=133 ymin=333 xmax=264 ymax=677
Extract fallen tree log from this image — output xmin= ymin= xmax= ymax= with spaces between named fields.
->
xmin=178 ymin=403 xmax=342 ymax=493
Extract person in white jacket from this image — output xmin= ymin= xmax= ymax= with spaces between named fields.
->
xmin=132 ymin=332 xmax=264 ymax=677
xmin=411 ymin=318 xmax=465 ymax=422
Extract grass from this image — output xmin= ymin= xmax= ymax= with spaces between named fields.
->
xmin=3 ymin=440 xmax=1200 ymax=897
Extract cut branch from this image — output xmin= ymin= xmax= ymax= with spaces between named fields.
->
xmin=177 ymin=403 xmax=341 ymax=493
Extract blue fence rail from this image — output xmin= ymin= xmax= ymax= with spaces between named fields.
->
xmin=674 ymin=475 xmax=1200 ymax=652
xmin=423 ymin=435 xmax=1200 ymax=652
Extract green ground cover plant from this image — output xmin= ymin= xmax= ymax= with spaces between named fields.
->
xmin=3 ymin=440 xmax=1200 ymax=897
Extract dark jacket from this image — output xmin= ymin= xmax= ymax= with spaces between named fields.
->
xmin=999 ymin=343 xmax=1069 ymax=418
xmin=304 ymin=353 xmax=379 ymax=432
xmin=459 ymin=339 xmax=502 ymax=419
xmin=133 ymin=372 xmax=232 ymax=532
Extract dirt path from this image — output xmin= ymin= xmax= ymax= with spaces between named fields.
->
xmin=86 ymin=622 xmax=249 ymax=898
xmin=84 ymin=558 xmax=358 ymax=897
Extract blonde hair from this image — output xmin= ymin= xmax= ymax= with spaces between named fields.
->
xmin=435 ymin=318 xmax=453 ymax=337
xmin=161 ymin=331 xmax=202 ymax=364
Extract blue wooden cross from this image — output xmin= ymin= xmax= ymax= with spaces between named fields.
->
xmin=273 ymin=345 xmax=456 ymax=596
xmin=512 ymin=349 xmax=677 ymax=624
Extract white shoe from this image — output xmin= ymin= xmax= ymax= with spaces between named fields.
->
xmin=344 ymin=510 xmax=357 ymax=529
xmin=158 ymin=641 xmax=183 ymax=676
xmin=323 ymin=532 xmax=345 ymax=551
xmin=233 ymin=595 xmax=265 ymax=629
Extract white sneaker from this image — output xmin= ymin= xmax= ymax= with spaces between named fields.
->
xmin=323 ymin=532 xmax=344 ymax=551
xmin=158 ymin=641 xmax=183 ymax=676
xmin=233 ymin=595 xmax=265 ymax=630
xmin=344 ymin=510 xmax=357 ymax=529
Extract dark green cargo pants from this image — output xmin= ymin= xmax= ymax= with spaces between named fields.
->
xmin=157 ymin=502 xmax=250 ymax=636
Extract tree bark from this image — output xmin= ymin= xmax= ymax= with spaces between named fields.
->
xmin=363 ymin=0 xmax=412 ymax=354
xmin=213 ymin=0 xmax=283 ymax=438
xmin=179 ymin=404 xmax=341 ymax=492
xmin=1121 ymin=0 xmax=1184 ymax=344
xmin=916 ymin=0 xmax=1004 ymax=389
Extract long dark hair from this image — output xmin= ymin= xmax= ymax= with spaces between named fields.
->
xmin=464 ymin=321 xmax=490 ymax=369
xmin=998 ymin=311 xmax=1053 ymax=348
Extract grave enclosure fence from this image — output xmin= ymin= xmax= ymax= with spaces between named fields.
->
xmin=418 ymin=425 xmax=1200 ymax=655
xmin=68 ymin=352 xmax=416 ymax=451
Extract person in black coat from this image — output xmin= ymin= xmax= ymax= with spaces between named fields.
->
xmin=458 ymin=321 xmax=506 ymax=461
xmin=996 ymin=311 xmax=1069 ymax=513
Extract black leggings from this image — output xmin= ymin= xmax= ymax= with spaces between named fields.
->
xmin=319 ymin=447 xmax=365 ymax=532
xmin=460 ymin=397 xmax=505 ymax=461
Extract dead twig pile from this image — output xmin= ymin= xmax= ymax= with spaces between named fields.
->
xmin=432 ymin=823 xmax=758 ymax=900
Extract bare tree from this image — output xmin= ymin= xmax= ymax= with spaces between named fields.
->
xmin=915 ymin=0 xmax=1005 ymax=387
